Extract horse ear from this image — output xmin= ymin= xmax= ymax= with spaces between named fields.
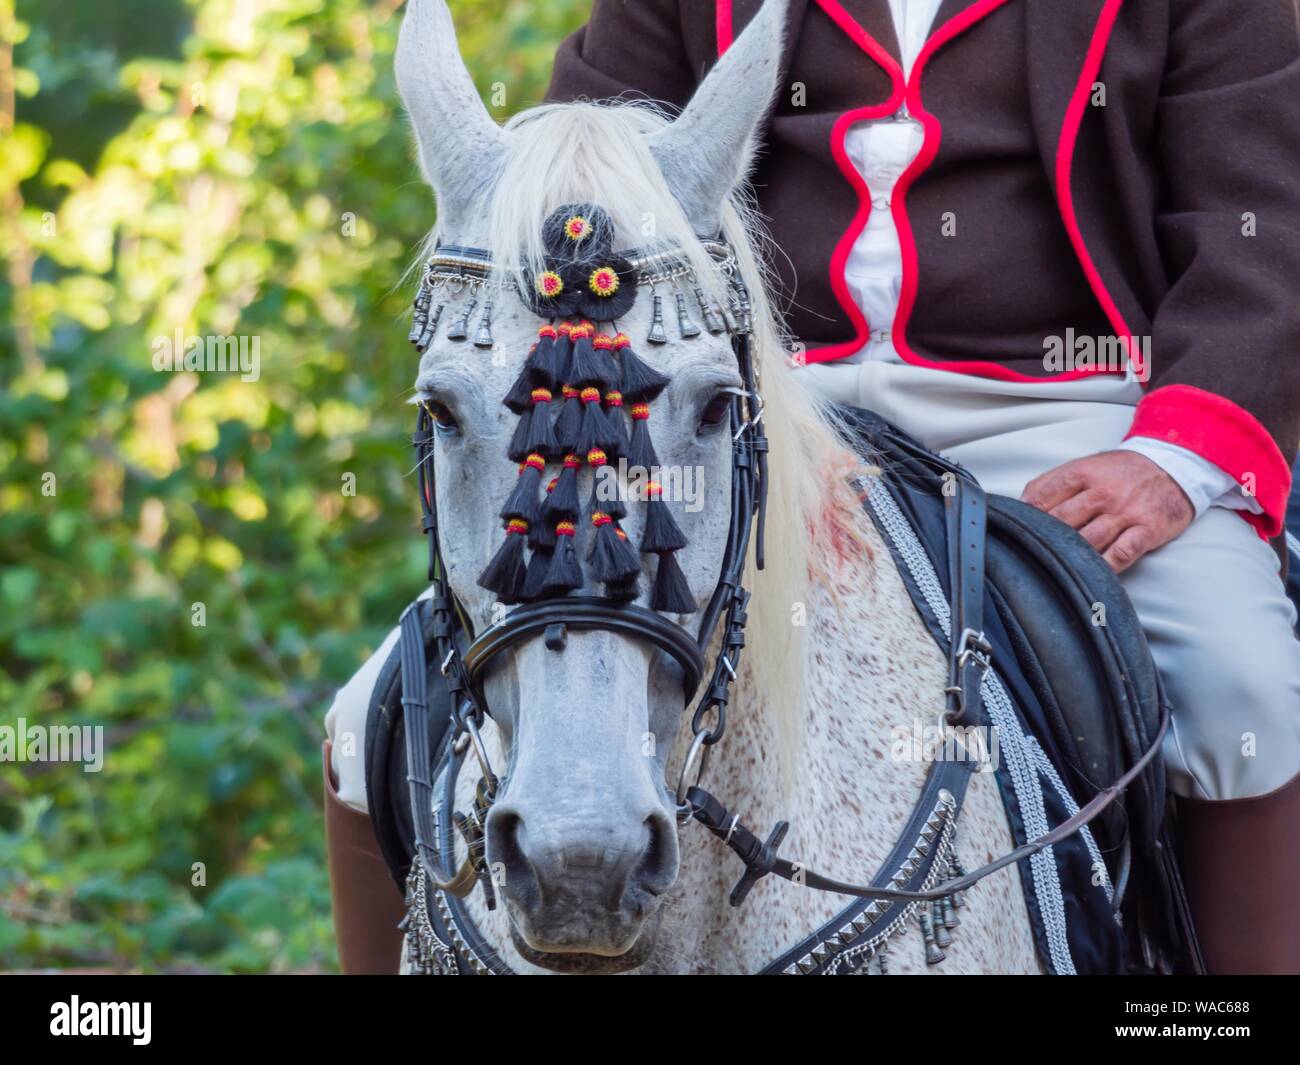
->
xmin=395 ymin=0 xmax=510 ymax=232
xmin=647 ymin=0 xmax=789 ymax=235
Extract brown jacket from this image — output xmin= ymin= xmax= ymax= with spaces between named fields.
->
xmin=547 ymin=0 xmax=1300 ymax=536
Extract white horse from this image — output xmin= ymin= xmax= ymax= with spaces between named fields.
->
xmin=394 ymin=0 xmax=1038 ymax=975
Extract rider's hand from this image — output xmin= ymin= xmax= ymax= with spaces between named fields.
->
xmin=1021 ymin=450 xmax=1194 ymax=573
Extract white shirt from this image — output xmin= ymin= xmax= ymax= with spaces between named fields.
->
xmin=820 ymin=0 xmax=1255 ymax=518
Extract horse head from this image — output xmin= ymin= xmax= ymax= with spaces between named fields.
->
xmin=395 ymin=0 xmax=795 ymax=972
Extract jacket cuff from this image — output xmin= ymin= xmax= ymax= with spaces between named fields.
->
xmin=1124 ymin=384 xmax=1291 ymax=538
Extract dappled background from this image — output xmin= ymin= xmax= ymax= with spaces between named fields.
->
xmin=0 ymin=0 xmax=588 ymax=972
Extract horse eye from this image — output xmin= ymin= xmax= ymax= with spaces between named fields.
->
xmin=423 ymin=399 xmax=461 ymax=436
xmin=699 ymin=393 xmax=733 ymax=430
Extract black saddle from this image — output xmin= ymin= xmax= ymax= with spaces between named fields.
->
xmin=839 ymin=406 xmax=1200 ymax=973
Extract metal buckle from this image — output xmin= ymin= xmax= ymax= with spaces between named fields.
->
xmin=943 ymin=629 xmax=993 ymax=724
xmin=954 ymin=628 xmax=993 ymax=673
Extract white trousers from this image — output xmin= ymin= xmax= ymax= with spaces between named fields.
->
xmin=804 ymin=360 xmax=1300 ymax=800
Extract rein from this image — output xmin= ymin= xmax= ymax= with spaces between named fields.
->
xmin=396 ymin=220 xmax=1168 ymax=975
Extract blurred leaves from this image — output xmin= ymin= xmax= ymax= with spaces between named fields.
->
xmin=0 ymin=0 xmax=587 ymax=972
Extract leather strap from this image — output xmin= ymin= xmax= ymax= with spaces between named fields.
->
xmin=400 ymin=600 xmax=452 ymax=887
xmin=462 ymin=596 xmax=707 ymax=704
xmin=945 ymin=472 xmax=990 ymax=725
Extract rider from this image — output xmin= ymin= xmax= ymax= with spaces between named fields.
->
xmin=323 ymin=0 xmax=1300 ymax=973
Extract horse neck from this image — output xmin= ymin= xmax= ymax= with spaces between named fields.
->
xmin=658 ymin=484 xmax=949 ymax=972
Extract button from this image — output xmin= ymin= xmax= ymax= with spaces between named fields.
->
xmin=871 ymin=194 xmax=891 ymax=209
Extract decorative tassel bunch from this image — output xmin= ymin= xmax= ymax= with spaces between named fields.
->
xmin=475 ymin=201 xmax=703 ymax=613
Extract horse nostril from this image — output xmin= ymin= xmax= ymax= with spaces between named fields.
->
xmin=487 ymin=808 xmax=542 ymax=913
xmin=626 ymin=810 xmax=678 ymax=905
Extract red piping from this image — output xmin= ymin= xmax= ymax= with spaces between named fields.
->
xmin=885 ymin=0 xmax=1086 ymax=380
xmin=717 ymin=1 xmax=734 ymax=54
xmin=800 ymin=0 xmax=1135 ymax=380
xmin=1051 ymin=0 xmax=1138 ymax=378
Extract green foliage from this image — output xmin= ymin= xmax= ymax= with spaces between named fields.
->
xmin=0 ymin=0 xmax=588 ymax=972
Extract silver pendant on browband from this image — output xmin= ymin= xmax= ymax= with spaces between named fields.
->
xmin=445 ymin=297 xmax=477 ymax=341
xmin=417 ymin=302 xmax=445 ymax=353
xmin=674 ymin=291 xmax=701 ymax=339
xmin=646 ymin=294 xmax=669 ymax=345
xmin=695 ymin=286 xmax=726 ymax=335
xmin=408 ymin=282 xmax=430 ymax=345
xmin=473 ymin=299 xmax=495 ymax=349
xmin=410 ymin=281 xmax=443 ymax=353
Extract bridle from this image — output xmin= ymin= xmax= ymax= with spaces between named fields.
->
xmin=401 ymin=233 xmax=770 ymax=905
xmin=395 ymin=226 xmax=1170 ymax=973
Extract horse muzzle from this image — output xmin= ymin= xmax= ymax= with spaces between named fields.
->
xmin=486 ymin=796 xmax=678 ymax=961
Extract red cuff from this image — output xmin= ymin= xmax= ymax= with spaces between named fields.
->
xmin=1124 ymin=384 xmax=1291 ymax=539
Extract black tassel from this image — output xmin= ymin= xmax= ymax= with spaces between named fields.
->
xmin=650 ymin=550 xmax=695 ymax=613
xmin=530 ymin=513 xmax=558 ymax=550
xmin=543 ymin=455 xmax=582 ymax=521
xmin=508 ymin=407 xmax=534 ymax=462
xmin=590 ymin=513 xmax=641 ymax=584
xmin=500 ymin=455 xmax=545 ymax=524
xmin=592 ymin=333 xmax=622 ymax=389
xmin=522 ymin=547 xmax=553 ymax=601
xmin=626 ymin=404 xmax=659 ymax=472
xmin=555 ymin=386 xmax=584 ymax=453
xmin=603 ymin=391 xmax=630 ymax=457
xmin=568 ymin=324 xmax=618 ymax=389
xmin=503 ymin=355 xmax=536 ymax=413
xmin=542 ymin=525 xmax=583 ymax=595
xmin=641 ymin=493 xmax=688 ymax=553
xmin=523 ymin=388 xmax=558 ymax=457
xmin=615 ymin=333 xmax=670 ymax=402
xmin=552 ymin=322 xmax=575 ymax=383
xmin=478 ymin=520 xmax=529 ymax=603
xmin=575 ymin=388 xmax=621 ymax=456
xmin=529 ymin=325 xmax=563 ymax=387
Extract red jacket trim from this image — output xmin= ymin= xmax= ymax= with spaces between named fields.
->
xmin=1051 ymin=0 xmax=1144 ymax=379
xmin=1125 ymin=384 xmax=1291 ymax=539
xmin=889 ymin=0 xmax=1073 ymax=380
xmin=717 ymin=1 xmax=734 ymax=53
xmin=801 ymin=0 xmax=1107 ymax=373
xmin=779 ymin=0 xmax=1136 ymax=383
